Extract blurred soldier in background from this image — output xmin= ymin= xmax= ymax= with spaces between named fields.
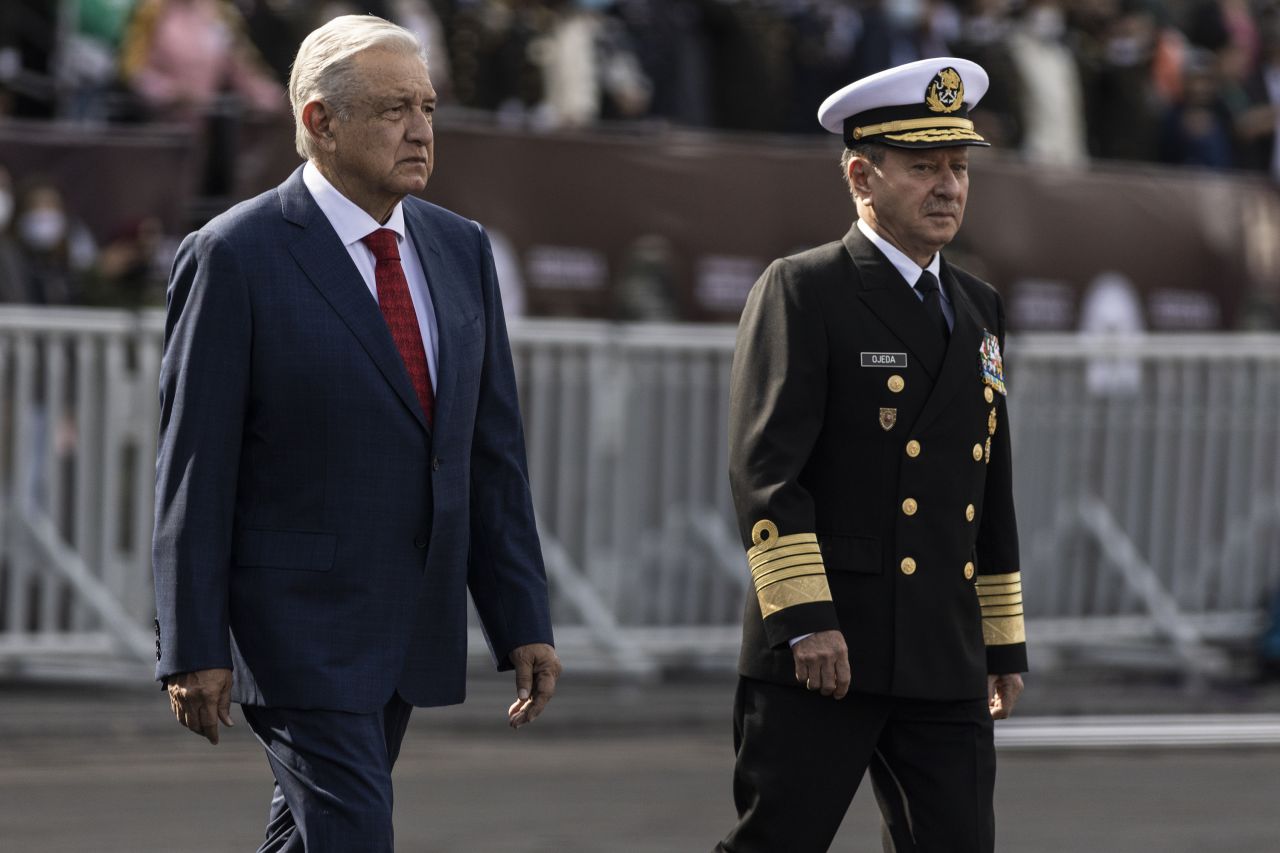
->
xmin=716 ymin=58 xmax=1027 ymax=853
xmin=152 ymin=14 xmax=560 ymax=851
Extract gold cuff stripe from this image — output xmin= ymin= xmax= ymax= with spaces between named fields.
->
xmin=975 ymin=572 xmax=1022 ymax=586
xmin=976 ymin=583 xmax=1021 ymax=597
xmin=754 ymin=565 xmax=828 ymax=591
xmin=982 ymin=615 xmax=1026 ymax=646
xmin=853 ymin=116 xmax=975 ymax=140
xmin=981 ymin=604 xmax=1025 ymax=618
xmin=752 ymin=560 xmax=824 ymax=589
xmin=978 ymin=593 xmax=1023 ymax=607
xmin=749 ymin=542 xmax=823 ymax=569
xmin=752 ymin=556 xmax=826 ymax=583
xmin=758 ymin=574 xmax=833 ymax=618
xmin=747 ymin=531 xmax=818 ymax=560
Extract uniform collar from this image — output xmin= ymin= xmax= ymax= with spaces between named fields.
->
xmin=857 ymin=218 xmax=944 ymax=296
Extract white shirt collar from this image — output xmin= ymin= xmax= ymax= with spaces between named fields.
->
xmin=303 ymin=160 xmax=406 ymax=247
xmin=857 ymin=218 xmax=943 ymax=294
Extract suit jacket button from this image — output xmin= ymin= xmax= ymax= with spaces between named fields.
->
xmin=984 ymin=386 xmax=995 ymax=403
xmin=431 ymin=457 xmax=441 ymax=471
xmin=414 ymin=533 xmax=429 ymax=549
xmin=965 ymin=503 xmax=976 ymax=522
xmin=900 ymin=557 xmax=917 ymax=575
xmin=972 ymin=443 xmax=984 ymax=461
xmin=964 ymin=562 xmax=975 ymax=579
xmin=905 ymin=439 xmax=921 ymax=458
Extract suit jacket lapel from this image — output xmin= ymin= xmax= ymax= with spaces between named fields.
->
xmin=279 ymin=167 xmax=429 ymax=433
xmin=403 ymin=202 xmax=463 ymax=435
xmin=843 ymin=225 xmax=945 ymax=380
xmin=911 ymin=259 xmax=984 ymax=434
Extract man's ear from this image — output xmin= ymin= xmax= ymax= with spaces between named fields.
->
xmin=302 ymin=100 xmax=337 ymax=153
xmin=849 ymin=157 xmax=874 ymax=202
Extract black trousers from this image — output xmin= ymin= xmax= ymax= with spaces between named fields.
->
xmin=715 ymin=677 xmax=996 ymax=853
xmin=242 ymin=693 xmax=415 ymax=853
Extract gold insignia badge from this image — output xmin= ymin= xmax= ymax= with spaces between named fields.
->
xmin=925 ymin=67 xmax=964 ymax=114
xmin=988 ymin=408 xmax=997 ymax=435
xmin=984 ymin=436 xmax=992 ymax=463
xmin=879 ymin=407 xmax=897 ymax=431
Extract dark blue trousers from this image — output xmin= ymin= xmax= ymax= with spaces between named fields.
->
xmin=242 ymin=694 xmax=415 ymax=853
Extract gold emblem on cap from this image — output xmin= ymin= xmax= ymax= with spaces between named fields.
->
xmin=925 ymin=67 xmax=964 ymax=114
xmin=879 ymin=407 xmax=897 ymax=431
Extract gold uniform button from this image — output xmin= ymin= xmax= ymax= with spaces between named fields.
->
xmin=902 ymin=498 xmax=918 ymax=516
xmin=965 ymin=503 xmax=975 ymax=522
xmin=984 ymin=386 xmax=994 ymax=403
xmin=900 ymin=557 xmax=917 ymax=576
xmin=964 ymin=561 xmax=975 ymax=579
xmin=888 ymin=374 xmax=905 ymax=393
xmin=905 ymin=439 xmax=921 ymax=458
xmin=972 ymin=443 xmax=983 ymax=461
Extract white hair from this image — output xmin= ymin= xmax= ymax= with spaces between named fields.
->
xmin=289 ymin=15 xmax=424 ymax=160
xmin=840 ymin=143 xmax=886 ymax=192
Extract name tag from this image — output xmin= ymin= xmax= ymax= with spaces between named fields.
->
xmin=860 ymin=352 xmax=908 ymax=368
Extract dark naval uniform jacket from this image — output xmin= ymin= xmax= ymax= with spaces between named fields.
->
xmin=728 ymin=224 xmax=1027 ymax=700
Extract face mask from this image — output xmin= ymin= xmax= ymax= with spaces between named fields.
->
xmin=19 ymin=208 xmax=68 ymax=250
xmin=0 ymin=191 xmax=11 ymax=231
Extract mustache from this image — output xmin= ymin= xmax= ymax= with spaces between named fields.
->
xmin=923 ymin=205 xmax=960 ymax=216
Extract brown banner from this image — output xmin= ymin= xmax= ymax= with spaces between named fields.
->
xmin=0 ymin=119 xmax=197 ymax=240
xmin=6 ymin=114 xmax=1278 ymax=331
xmin=244 ymin=117 xmax=1280 ymax=330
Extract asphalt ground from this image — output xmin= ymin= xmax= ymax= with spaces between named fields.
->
xmin=3 ymin=672 xmax=1280 ymax=852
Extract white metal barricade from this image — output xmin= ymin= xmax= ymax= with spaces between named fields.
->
xmin=1 ymin=307 xmax=1276 ymax=679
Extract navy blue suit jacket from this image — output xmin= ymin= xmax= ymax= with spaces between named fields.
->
xmin=153 ymin=166 xmax=553 ymax=712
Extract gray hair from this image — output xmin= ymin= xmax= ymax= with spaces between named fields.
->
xmin=840 ymin=142 xmax=886 ymax=192
xmin=289 ymin=15 xmax=424 ymax=160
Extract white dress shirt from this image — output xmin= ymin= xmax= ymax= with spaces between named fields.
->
xmin=857 ymin=217 xmax=953 ymax=330
xmin=302 ymin=160 xmax=439 ymax=386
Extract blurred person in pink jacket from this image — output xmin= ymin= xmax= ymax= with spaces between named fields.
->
xmin=119 ymin=0 xmax=284 ymax=123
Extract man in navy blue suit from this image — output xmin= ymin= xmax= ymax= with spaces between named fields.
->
xmin=152 ymin=14 xmax=561 ymax=851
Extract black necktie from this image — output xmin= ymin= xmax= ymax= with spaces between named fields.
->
xmin=916 ymin=271 xmax=950 ymax=344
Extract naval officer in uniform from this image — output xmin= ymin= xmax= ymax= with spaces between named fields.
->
xmin=714 ymin=58 xmax=1027 ymax=853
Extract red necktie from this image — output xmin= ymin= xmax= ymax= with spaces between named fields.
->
xmin=362 ymin=228 xmax=434 ymax=426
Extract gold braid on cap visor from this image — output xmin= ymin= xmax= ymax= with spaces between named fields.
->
xmin=850 ymin=116 xmax=984 ymax=143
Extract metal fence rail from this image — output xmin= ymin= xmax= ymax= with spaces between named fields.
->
xmin=1 ymin=308 xmax=1276 ymax=679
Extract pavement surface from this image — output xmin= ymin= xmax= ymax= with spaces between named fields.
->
xmin=3 ymin=670 xmax=1280 ymax=852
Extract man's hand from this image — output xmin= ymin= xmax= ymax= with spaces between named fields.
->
xmin=988 ymin=673 xmax=1024 ymax=720
xmin=793 ymin=630 xmax=850 ymax=699
xmin=166 ymin=668 xmax=234 ymax=744
xmin=507 ymin=643 xmax=562 ymax=729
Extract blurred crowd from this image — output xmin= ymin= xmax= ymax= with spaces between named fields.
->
xmin=0 ymin=0 xmax=1277 ymax=308
xmin=1 ymin=0 xmax=1277 ymax=166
